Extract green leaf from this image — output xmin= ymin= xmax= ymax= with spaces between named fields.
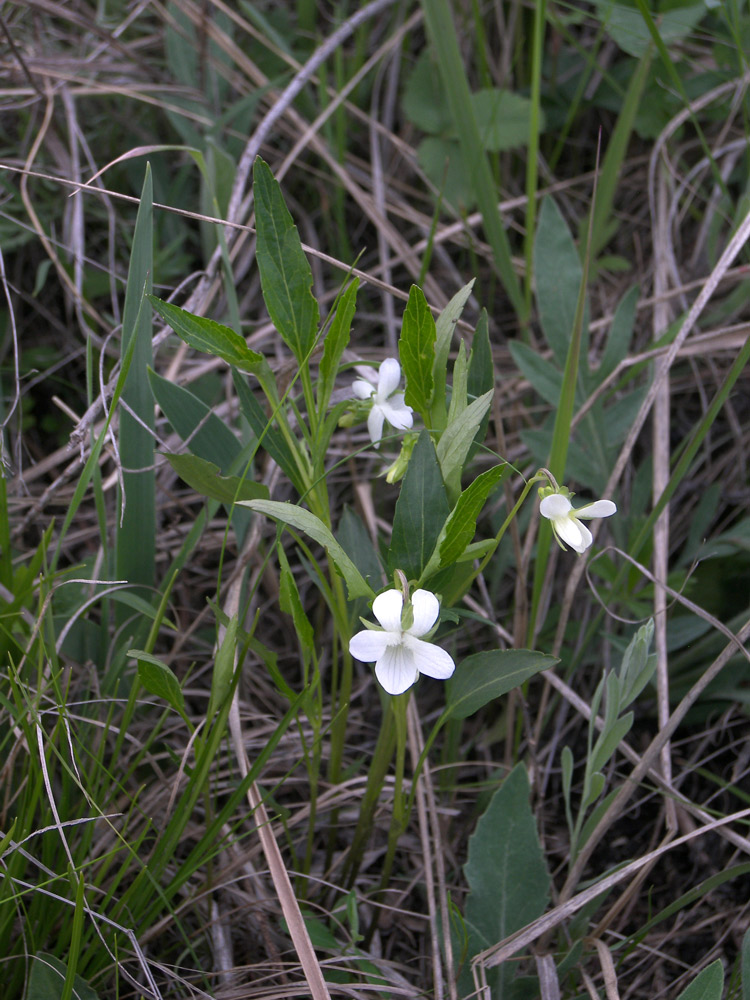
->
xmin=399 ymin=285 xmax=436 ymax=415
xmin=278 ymin=545 xmax=315 ymax=657
xmin=471 ymin=88 xmax=543 ymax=151
xmin=447 ymin=649 xmax=556 ymax=719
xmin=534 ymin=197 xmax=586 ymax=366
xmin=675 ymin=959 xmax=724 ymax=1000
xmin=743 ymin=927 xmax=750 ymax=1000
xmin=318 ymin=278 xmax=358 ymax=412
xmin=509 ymin=340 xmax=564 ymax=408
xmin=446 ymin=341 xmax=468 ymax=426
xmin=432 ymin=279 xmax=475 ymax=427
xmin=402 ymin=51 xmax=452 ymax=134
xmin=590 ymin=711 xmax=633 ymax=776
xmin=388 ymin=430 xmax=450 ymax=582
xmin=598 ymin=285 xmax=638 ymax=380
xmin=208 ymin=615 xmax=238 ymax=718
xmin=463 ymin=764 xmax=550 ymax=998
xmin=148 ymin=367 xmax=242 ymax=470
xmin=594 ymin=0 xmax=705 ymax=59
xmin=231 ymin=369 xmax=307 ymax=494
xmin=338 ymin=505 xmax=385 ymax=592
xmin=430 ymin=464 xmax=506 ymax=572
xmin=117 ymin=166 xmax=155 ymax=599
xmin=254 ymin=156 xmax=320 ymax=362
xmin=436 ymin=389 xmax=494 ymax=503
xmin=148 ymin=296 xmax=263 ymax=369
xmin=239 ymin=500 xmax=374 ymax=600
xmin=165 ymin=453 xmax=269 ymax=504
xmin=27 ymin=954 xmax=100 ymax=1000
xmin=130 ymin=649 xmax=186 ymax=716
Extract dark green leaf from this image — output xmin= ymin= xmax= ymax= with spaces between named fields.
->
xmin=399 ymin=285 xmax=436 ymax=415
xmin=389 ymin=431 xmax=450 ymax=581
xmin=432 ymin=280 xmax=475 ymax=427
xmin=471 ymin=88 xmax=543 ymax=151
xmin=254 ymin=156 xmax=320 ymax=362
xmin=338 ymin=505 xmax=385 ymax=591
xmin=464 ymin=764 xmax=550 ymax=998
xmin=675 ymin=960 xmax=724 ymax=1000
xmin=447 ymin=649 xmax=556 ymax=719
xmin=208 ymin=615 xmax=238 ymax=718
xmin=130 ymin=649 xmax=186 ymax=716
xmin=148 ymin=296 xmax=263 ymax=369
xmin=27 ymin=954 xmax=100 ymax=1000
xmin=436 ymin=389 xmax=494 ymax=503
xmin=534 ymin=197 xmax=586 ymax=366
xmin=164 ymin=453 xmax=269 ymax=504
xmin=278 ymin=545 xmax=315 ymax=657
xmin=509 ymin=340 xmax=564 ymax=408
xmin=436 ymin=464 xmax=506 ymax=569
xmin=318 ymin=278 xmax=358 ymax=412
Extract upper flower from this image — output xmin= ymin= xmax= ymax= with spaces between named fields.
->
xmin=352 ymin=358 xmax=414 ymax=446
xmin=349 ymin=588 xmax=455 ymax=695
xmin=540 ymin=491 xmax=617 ymax=554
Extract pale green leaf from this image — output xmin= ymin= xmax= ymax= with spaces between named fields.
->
xmin=436 ymin=389 xmax=493 ymax=503
xmin=240 ymin=500 xmax=374 ymax=600
xmin=130 ymin=649 xmax=186 ymax=716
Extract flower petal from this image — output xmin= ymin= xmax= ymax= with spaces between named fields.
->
xmin=367 ymin=406 xmax=385 ymax=445
xmin=551 ymin=513 xmax=586 ymax=552
xmin=540 ymin=493 xmax=572 ymax=519
xmin=572 ymin=519 xmax=593 ymax=552
xmin=377 ymin=358 xmax=402 ymax=399
xmin=349 ymin=629 xmax=391 ymax=662
xmin=403 ymin=635 xmax=455 ymax=680
xmin=379 ymin=396 xmax=414 ymax=431
xmin=574 ymin=499 xmax=617 ymax=519
xmin=408 ymin=589 xmax=439 ymax=636
xmin=372 ymin=589 xmax=404 ymax=632
xmin=352 ymin=378 xmax=375 ymax=400
xmin=375 ymin=643 xmax=419 ymax=695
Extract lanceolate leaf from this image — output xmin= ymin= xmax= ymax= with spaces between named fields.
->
xmin=447 ymin=649 xmax=556 ymax=719
xmin=318 ymin=278 xmax=358 ymax=413
xmin=148 ymin=296 xmax=263 ymax=369
xmin=438 ymin=464 xmax=507 ymax=568
xmin=388 ymin=430 xmax=450 ymax=582
xmin=240 ymin=500 xmax=374 ymax=600
xmin=254 ymin=156 xmax=320 ymax=363
xmin=399 ymin=285 xmax=436 ymax=416
xmin=164 ymin=453 xmax=269 ymax=504
xmin=436 ymin=389 xmax=494 ymax=503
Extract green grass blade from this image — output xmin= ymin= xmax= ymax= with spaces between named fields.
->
xmin=420 ymin=0 xmax=525 ymax=320
xmin=116 ymin=166 xmax=155 ymax=600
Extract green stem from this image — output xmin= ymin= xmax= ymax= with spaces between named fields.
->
xmin=378 ymin=692 xmax=408 ymax=896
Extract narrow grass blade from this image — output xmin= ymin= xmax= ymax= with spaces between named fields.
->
xmin=420 ymin=0 xmax=525 ymax=320
xmin=116 ymin=166 xmax=155 ymax=599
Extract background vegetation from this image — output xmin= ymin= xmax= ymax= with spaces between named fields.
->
xmin=1 ymin=0 xmax=750 ymax=998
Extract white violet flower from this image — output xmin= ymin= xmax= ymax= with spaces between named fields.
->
xmin=349 ymin=588 xmax=455 ymax=696
xmin=540 ymin=490 xmax=617 ymax=554
xmin=352 ymin=358 xmax=413 ymax=446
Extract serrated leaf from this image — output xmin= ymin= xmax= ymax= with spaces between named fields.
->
xmin=432 ymin=279 xmax=475 ymax=427
xmin=447 ymin=649 xmax=556 ymax=719
xmin=675 ymin=959 xmax=724 ymax=1000
xmin=427 ymin=464 xmax=506 ymax=574
xmin=130 ymin=649 xmax=186 ymax=716
xmin=436 ymin=389 xmax=494 ymax=503
xmin=254 ymin=156 xmax=320 ymax=362
xmin=148 ymin=296 xmax=263 ymax=369
xmin=388 ymin=430 xmax=450 ymax=581
xmin=399 ymin=285 xmax=436 ymax=415
xmin=318 ymin=278 xmax=358 ymax=412
xmin=239 ymin=500 xmax=374 ymax=600
xmin=164 ymin=453 xmax=269 ymax=504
